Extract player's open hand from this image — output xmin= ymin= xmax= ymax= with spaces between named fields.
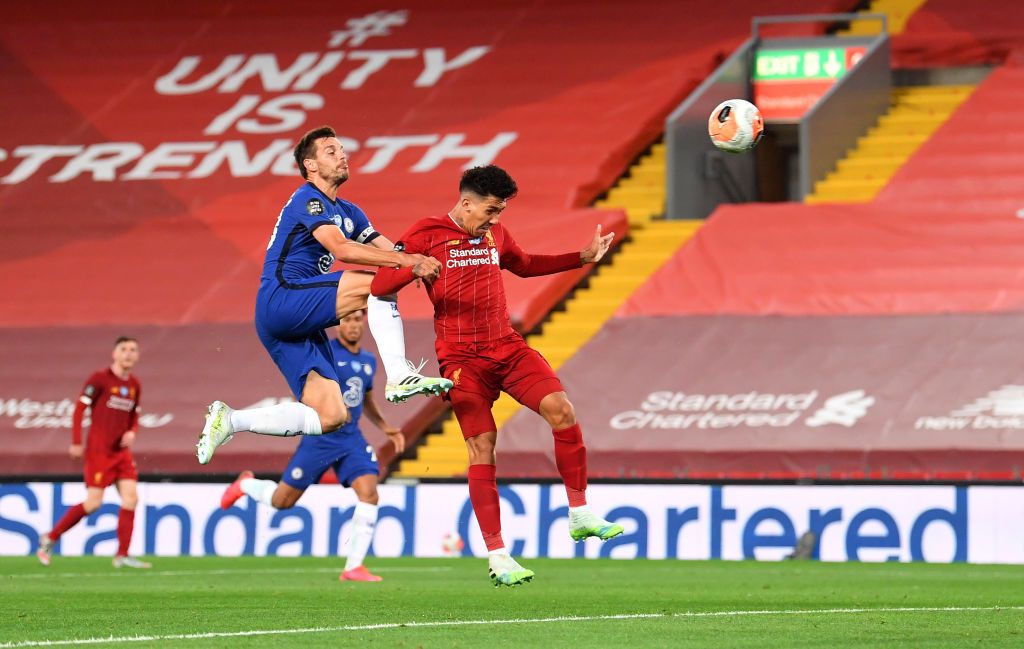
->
xmin=411 ymin=255 xmax=441 ymax=282
xmin=384 ymin=426 xmax=405 ymax=454
xmin=581 ymin=224 xmax=615 ymax=264
xmin=120 ymin=431 xmax=136 ymax=448
xmin=68 ymin=443 xmax=83 ymax=460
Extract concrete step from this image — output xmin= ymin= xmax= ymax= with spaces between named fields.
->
xmin=805 ymin=192 xmax=875 ymax=204
xmin=394 ymin=459 xmax=467 ymax=478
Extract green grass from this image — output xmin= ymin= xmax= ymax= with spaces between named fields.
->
xmin=2 ymin=557 xmax=1023 ymax=648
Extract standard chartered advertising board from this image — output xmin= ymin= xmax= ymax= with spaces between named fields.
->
xmin=3 ymin=483 xmax=1022 ymax=563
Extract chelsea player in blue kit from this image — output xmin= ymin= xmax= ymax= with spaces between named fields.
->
xmin=220 ymin=310 xmax=400 ymax=581
xmin=196 ymin=126 xmax=451 ymax=465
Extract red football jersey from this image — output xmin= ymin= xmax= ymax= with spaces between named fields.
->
xmin=73 ymin=368 xmax=141 ymax=455
xmin=393 ymin=215 xmax=579 ymax=343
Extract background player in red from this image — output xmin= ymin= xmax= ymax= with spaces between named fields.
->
xmin=371 ymin=165 xmax=622 ymax=586
xmin=36 ymin=336 xmax=151 ymax=569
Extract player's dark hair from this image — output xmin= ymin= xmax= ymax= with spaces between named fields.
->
xmin=459 ymin=165 xmax=518 ymax=201
xmin=114 ymin=336 xmax=137 ymax=347
xmin=294 ymin=126 xmax=336 ymax=179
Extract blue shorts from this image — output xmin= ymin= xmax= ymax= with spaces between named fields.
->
xmin=255 ymin=272 xmax=343 ymax=400
xmin=281 ymin=431 xmax=379 ymax=490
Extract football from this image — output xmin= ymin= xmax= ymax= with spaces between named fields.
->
xmin=708 ymin=99 xmax=764 ymax=153
xmin=441 ymin=531 xmax=465 ymax=556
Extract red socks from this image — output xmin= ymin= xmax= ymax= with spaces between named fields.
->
xmin=467 ymin=464 xmax=504 ymax=551
xmin=116 ymin=508 xmax=135 ymax=557
xmin=49 ymin=503 xmax=86 ymax=541
xmin=553 ymin=424 xmax=588 ymax=507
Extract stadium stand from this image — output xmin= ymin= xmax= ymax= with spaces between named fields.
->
xmin=497 ymin=27 xmax=1024 ymax=480
xmin=0 ymin=0 xmax=853 ymax=478
xmin=891 ymin=0 xmax=1024 ymax=67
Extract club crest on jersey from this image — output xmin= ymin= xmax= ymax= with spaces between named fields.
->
xmin=343 ymin=217 xmax=355 ymax=234
xmin=306 ymin=198 xmax=324 ymax=216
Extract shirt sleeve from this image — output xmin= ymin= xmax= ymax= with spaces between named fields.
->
xmin=127 ymin=382 xmax=141 ymax=433
xmin=365 ymin=356 xmax=377 ymax=391
xmin=72 ymin=372 xmax=103 ymax=444
xmin=370 ymin=224 xmax=427 ymax=295
xmin=291 ymin=195 xmax=337 ymax=233
xmin=499 ymin=227 xmax=582 ymax=277
xmin=345 ymin=202 xmax=380 ymax=244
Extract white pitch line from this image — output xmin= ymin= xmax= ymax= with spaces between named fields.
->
xmin=5 ymin=566 xmax=452 ymax=580
xmin=1 ymin=606 xmax=1022 ymax=648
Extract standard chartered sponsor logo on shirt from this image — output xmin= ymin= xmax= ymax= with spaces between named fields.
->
xmin=447 ymin=247 xmax=498 ymax=268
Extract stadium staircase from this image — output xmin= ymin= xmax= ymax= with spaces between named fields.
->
xmin=804 ymin=85 xmax=973 ymax=204
xmin=393 ymin=142 xmax=702 ymax=478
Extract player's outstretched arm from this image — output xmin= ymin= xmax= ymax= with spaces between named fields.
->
xmin=502 ymin=224 xmax=615 ymax=278
xmin=313 ymin=226 xmax=434 ymax=270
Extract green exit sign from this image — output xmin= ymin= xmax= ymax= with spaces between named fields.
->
xmin=754 ymin=48 xmax=849 ymax=81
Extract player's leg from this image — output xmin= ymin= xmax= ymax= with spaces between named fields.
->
xmin=334 ymin=437 xmax=385 ymax=582
xmin=37 ymin=484 xmax=105 ymax=566
xmin=337 ymin=271 xmax=452 ymax=403
xmin=198 ymin=275 xmax=350 ymax=464
xmin=502 ymin=342 xmax=623 ymax=543
xmin=222 ymin=472 xmax=306 ymax=510
xmin=112 ymin=478 xmax=151 ymax=569
xmin=450 ymin=386 xmax=534 ymax=587
xmin=197 ymin=331 xmax=345 ymax=465
xmin=339 ymin=474 xmax=383 ymax=582
xmin=222 ymin=438 xmax=332 ymax=510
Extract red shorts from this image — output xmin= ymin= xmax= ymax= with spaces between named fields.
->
xmin=435 ymin=333 xmax=564 ymax=438
xmin=84 ymin=449 xmax=138 ymax=488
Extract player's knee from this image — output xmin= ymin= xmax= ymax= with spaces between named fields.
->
xmin=544 ymin=396 xmax=576 ymax=429
xmin=319 ymin=404 xmax=350 ymax=432
xmin=465 ymin=433 xmax=497 ymax=464
xmin=120 ymin=493 xmax=138 ymax=510
xmin=271 ymin=489 xmax=299 ymax=510
xmin=356 ymin=490 xmax=379 ymax=506
xmin=82 ymin=495 xmax=103 ymax=513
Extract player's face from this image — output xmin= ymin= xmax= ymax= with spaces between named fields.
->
xmin=311 ymin=137 xmax=349 ymax=186
xmin=112 ymin=341 xmax=139 ymax=371
xmin=337 ymin=311 xmax=364 ymax=345
xmin=459 ymin=194 xmax=507 ymax=236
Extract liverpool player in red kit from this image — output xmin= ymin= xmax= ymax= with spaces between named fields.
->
xmin=37 ymin=337 xmax=151 ymax=569
xmin=371 ymin=165 xmax=622 ymax=586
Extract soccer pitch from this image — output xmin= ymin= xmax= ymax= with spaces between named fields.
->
xmin=2 ymin=557 xmax=1022 ymax=648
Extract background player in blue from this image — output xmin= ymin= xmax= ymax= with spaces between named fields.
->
xmin=196 ymin=125 xmax=451 ymax=465
xmin=219 ymin=309 xmax=402 ymax=582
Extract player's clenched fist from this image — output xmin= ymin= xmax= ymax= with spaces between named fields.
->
xmin=410 ymin=254 xmax=442 ymax=281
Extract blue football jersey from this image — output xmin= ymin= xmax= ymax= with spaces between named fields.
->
xmin=261 ymin=183 xmax=379 ymax=284
xmin=325 ymin=342 xmax=377 ymax=437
